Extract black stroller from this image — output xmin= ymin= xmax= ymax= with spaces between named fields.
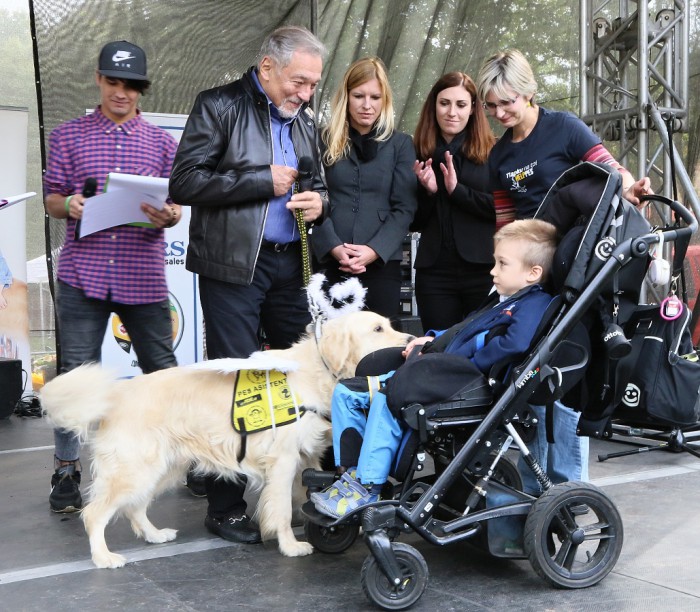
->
xmin=301 ymin=162 xmax=697 ymax=610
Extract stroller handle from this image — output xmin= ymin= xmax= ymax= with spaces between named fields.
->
xmin=639 ymin=194 xmax=698 ymax=234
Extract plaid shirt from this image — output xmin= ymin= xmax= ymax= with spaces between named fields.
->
xmin=45 ymin=107 xmax=177 ymax=304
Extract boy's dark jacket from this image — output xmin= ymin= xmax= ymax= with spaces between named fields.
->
xmin=421 ymin=284 xmax=552 ymax=373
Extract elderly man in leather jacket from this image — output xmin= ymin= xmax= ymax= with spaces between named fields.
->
xmin=169 ymin=25 xmax=328 ymax=545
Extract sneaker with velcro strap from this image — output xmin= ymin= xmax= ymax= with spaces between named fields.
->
xmin=309 ymin=469 xmax=356 ymax=507
xmin=313 ymin=473 xmax=378 ymax=518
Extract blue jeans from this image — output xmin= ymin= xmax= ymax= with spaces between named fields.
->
xmin=53 ymin=280 xmax=176 ymax=462
xmin=518 ymin=401 xmax=590 ymax=495
xmin=331 ymin=374 xmax=403 ymax=485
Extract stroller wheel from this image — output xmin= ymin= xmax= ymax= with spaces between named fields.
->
xmin=304 ymin=520 xmax=359 ymax=554
xmin=361 ymin=542 xmax=428 ymax=610
xmin=489 ymin=454 xmax=523 ymax=490
xmin=523 ymin=481 xmax=623 ymax=588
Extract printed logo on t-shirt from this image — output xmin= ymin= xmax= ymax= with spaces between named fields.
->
xmin=506 ymin=160 xmax=538 ymax=193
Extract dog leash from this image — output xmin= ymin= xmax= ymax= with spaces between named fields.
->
xmin=294 ymin=184 xmax=312 ymax=286
xmin=308 ymin=295 xmax=342 ymax=381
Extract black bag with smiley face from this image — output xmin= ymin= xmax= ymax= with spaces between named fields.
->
xmin=613 ymin=303 xmax=700 ymax=427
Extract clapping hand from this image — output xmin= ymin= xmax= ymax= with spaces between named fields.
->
xmin=413 ymin=159 xmax=438 ymax=194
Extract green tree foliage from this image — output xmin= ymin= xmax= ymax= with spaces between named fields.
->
xmin=3 ymin=0 xmax=700 ymax=266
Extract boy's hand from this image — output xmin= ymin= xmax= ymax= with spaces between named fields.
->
xmin=402 ymin=336 xmax=431 ymax=358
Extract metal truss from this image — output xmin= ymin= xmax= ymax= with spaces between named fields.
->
xmin=579 ymin=0 xmax=700 ymax=217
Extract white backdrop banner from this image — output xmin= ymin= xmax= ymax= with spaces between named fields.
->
xmin=99 ymin=112 xmax=203 ymax=376
xmin=0 ymin=106 xmax=33 ymax=392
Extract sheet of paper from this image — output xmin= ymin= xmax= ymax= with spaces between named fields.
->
xmin=0 ymin=192 xmax=36 ymax=211
xmin=106 ymin=173 xmax=170 ymax=201
xmin=78 ymin=174 xmax=169 ymax=238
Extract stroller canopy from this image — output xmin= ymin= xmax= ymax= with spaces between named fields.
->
xmin=535 ymin=161 xmax=650 ymax=323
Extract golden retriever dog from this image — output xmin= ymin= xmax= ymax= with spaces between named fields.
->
xmin=41 ymin=310 xmax=412 ymax=568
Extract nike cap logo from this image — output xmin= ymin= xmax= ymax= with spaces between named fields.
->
xmin=112 ymin=51 xmax=136 ymax=62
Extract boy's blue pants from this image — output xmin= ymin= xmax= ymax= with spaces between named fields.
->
xmin=331 ymin=373 xmax=404 ymax=485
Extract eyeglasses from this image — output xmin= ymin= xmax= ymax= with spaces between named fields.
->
xmin=482 ymin=95 xmax=520 ymax=114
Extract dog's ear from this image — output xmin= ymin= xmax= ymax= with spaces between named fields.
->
xmin=317 ymin=317 xmax=356 ymax=378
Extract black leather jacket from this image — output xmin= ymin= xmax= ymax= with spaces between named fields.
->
xmin=170 ymin=67 xmax=328 ymax=285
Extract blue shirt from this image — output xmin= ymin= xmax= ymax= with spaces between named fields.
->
xmin=251 ymin=70 xmax=299 ymax=244
xmin=488 ymin=107 xmax=600 ymax=219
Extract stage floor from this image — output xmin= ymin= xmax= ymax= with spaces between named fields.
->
xmin=1 ymin=414 xmax=699 ymax=611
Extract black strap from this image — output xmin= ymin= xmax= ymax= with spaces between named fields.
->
xmin=540 ymin=365 xmax=565 ymax=444
xmin=236 ymin=417 xmax=247 ymax=463
xmin=545 ymin=384 xmax=564 ymax=445
xmin=545 ymin=402 xmax=555 ymax=444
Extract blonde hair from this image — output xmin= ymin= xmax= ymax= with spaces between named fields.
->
xmin=323 ymin=57 xmax=395 ymax=165
xmin=476 ymin=49 xmax=538 ymax=105
xmin=494 ymin=219 xmax=558 ymax=282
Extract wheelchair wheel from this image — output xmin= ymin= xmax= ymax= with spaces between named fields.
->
xmin=361 ymin=542 xmax=429 ymax=611
xmin=304 ymin=520 xmax=359 ymax=554
xmin=437 ymin=453 xmax=523 ymax=518
xmin=523 ymin=481 xmax=623 ymax=588
xmin=490 ymin=454 xmax=522 ymax=490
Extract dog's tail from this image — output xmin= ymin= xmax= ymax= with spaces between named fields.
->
xmin=40 ymin=363 xmax=118 ymax=441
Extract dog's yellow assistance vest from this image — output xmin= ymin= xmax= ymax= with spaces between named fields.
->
xmin=231 ymin=369 xmax=304 ymax=436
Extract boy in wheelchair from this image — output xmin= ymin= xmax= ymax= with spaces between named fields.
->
xmin=312 ymin=219 xmax=558 ymax=518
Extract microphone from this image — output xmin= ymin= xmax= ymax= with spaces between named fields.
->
xmin=293 ymin=157 xmax=314 ymax=286
xmin=74 ymin=177 xmax=98 ymax=240
xmin=83 ymin=177 xmax=98 ymax=198
xmin=296 ymin=156 xmax=314 ymax=193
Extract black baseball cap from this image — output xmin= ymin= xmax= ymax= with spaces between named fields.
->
xmin=98 ymin=40 xmax=148 ymax=81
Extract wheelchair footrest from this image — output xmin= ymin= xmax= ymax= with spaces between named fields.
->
xmin=300 ymin=499 xmax=367 ymax=527
xmin=301 ymin=468 xmax=336 ymax=490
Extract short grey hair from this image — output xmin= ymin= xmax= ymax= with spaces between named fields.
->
xmin=476 ymin=49 xmax=538 ymax=103
xmin=258 ymin=25 xmax=326 ymax=68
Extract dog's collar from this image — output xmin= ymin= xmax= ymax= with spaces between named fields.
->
xmin=313 ymin=326 xmax=341 ymax=382
xmin=309 ymin=299 xmax=342 ymax=381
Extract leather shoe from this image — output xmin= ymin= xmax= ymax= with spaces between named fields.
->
xmin=204 ymin=513 xmax=262 ymax=544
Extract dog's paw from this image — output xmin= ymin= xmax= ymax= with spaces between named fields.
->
xmin=145 ymin=528 xmax=178 ymax=544
xmin=279 ymin=540 xmax=314 ymax=557
xmin=92 ymin=551 xmax=127 ymax=569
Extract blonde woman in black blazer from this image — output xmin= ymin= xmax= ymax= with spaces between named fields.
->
xmin=412 ymin=72 xmax=496 ymax=331
xmin=311 ymin=57 xmax=417 ymax=319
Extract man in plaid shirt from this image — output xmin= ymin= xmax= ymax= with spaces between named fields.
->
xmin=43 ymin=41 xmax=182 ymax=513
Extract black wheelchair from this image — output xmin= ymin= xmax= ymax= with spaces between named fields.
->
xmin=301 ymin=164 xmax=697 ymax=610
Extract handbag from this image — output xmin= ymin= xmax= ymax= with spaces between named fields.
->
xmin=614 ymin=303 xmax=700 ymax=427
